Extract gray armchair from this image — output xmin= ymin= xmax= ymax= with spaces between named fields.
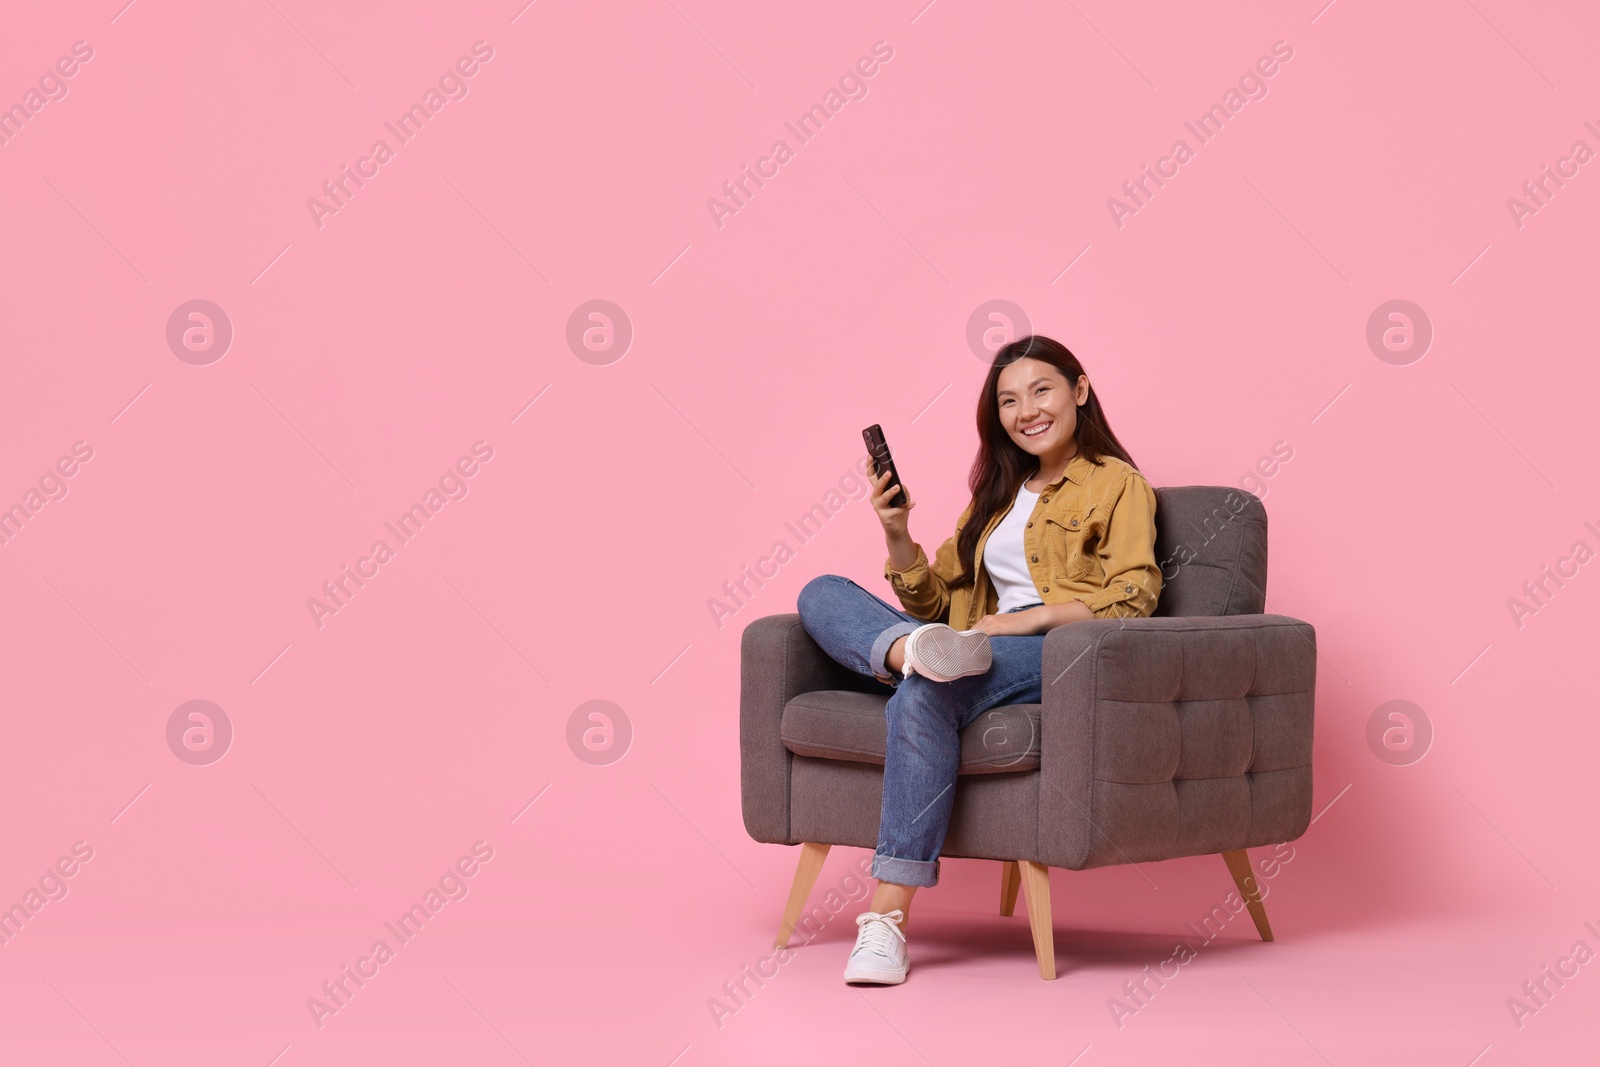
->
xmin=739 ymin=486 xmax=1316 ymax=978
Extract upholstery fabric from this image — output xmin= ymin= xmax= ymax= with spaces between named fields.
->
xmin=1149 ymin=485 xmax=1268 ymax=617
xmin=780 ymin=690 xmax=1042 ymax=774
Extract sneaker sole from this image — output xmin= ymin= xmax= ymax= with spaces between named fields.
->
xmin=909 ymin=626 xmax=992 ymax=681
xmin=843 ymin=967 xmax=908 ymax=985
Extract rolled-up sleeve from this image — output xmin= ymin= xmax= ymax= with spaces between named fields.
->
xmin=1073 ymin=472 xmax=1161 ymax=619
xmin=883 ymin=504 xmax=970 ymax=623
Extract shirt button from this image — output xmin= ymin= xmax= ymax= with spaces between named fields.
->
xmin=1042 ymin=585 xmax=1049 ymax=592
xmin=1030 ymin=555 xmax=1038 ymax=562
xmin=1070 ymin=518 xmax=1078 ymax=527
xmin=1124 ymin=584 xmax=1133 ymax=592
xmin=1041 ymin=496 xmax=1050 ymax=503
xmin=1026 ymin=520 xmax=1033 ymax=528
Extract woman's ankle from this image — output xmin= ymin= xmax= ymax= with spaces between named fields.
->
xmin=884 ymin=636 xmax=907 ymax=675
xmin=871 ymin=881 xmax=917 ymax=915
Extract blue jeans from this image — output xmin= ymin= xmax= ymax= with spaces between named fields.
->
xmin=794 ymin=574 xmax=1045 ymax=888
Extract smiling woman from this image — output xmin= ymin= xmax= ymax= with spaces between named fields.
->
xmin=794 ymin=333 xmax=1162 ymax=985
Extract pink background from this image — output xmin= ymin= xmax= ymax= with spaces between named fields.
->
xmin=2 ymin=0 xmax=1597 ymax=1063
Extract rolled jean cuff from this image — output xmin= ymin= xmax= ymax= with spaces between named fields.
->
xmin=871 ymin=850 xmax=940 ymax=888
xmin=869 ymin=621 xmax=921 ymax=686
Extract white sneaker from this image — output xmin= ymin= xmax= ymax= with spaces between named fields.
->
xmin=902 ymin=623 xmax=992 ymax=682
xmin=843 ymin=909 xmax=909 ymax=985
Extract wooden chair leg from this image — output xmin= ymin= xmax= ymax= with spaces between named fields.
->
xmin=1017 ymin=860 xmax=1056 ymax=979
xmin=999 ymin=860 xmax=1020 ymax=917
xmin=1221 ymin=849 xmax=1274 ymax=942
xmin=775 ymin=842 xmax=830 ymax=948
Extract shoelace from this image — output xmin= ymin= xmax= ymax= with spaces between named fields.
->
xmin=852 ymin=910 xmax=906 ymax=956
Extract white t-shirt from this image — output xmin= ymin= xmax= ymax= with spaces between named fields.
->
xmin=982 ymin=481 xmax=1045 ymax=614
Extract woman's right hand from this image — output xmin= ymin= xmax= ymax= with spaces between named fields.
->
xmin=869 ymin=467 xmax=916 ymax=539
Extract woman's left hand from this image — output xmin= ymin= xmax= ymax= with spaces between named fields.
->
xmin=971 ymin=608 xmax=1051 ymax=637
xmin=971 ymin=601 xmax=1092 ymax=637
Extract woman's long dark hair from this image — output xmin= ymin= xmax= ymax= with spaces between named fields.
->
xmin=947 ymin=335 xmax=1139 ymax=591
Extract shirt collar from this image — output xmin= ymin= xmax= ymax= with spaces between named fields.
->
xmin=1041 ymin=450 xmax=1094 ymax=487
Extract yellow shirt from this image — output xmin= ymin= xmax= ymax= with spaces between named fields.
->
xmin=882 ymin=452 xmax=1161 ymax=629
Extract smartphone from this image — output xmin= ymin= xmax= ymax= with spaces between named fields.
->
xmin=861 ymin=424 xmax=908 ymax=508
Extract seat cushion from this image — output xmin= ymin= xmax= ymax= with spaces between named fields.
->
xmin=780 ymin=690 xmax=1041 ymax=774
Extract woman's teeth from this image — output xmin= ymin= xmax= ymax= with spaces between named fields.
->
xmin=1022 ymin=421 xmax=1051 ymax=437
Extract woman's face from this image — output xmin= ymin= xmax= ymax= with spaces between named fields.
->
xmin=995 ymin=357 xmax=1088 ymax=458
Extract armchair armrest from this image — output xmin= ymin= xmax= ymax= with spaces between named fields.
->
xmin=739 ymin=613 xmax=883 ymax=845
xmin=1035 ymin=614 xmax=1317 ymax=871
